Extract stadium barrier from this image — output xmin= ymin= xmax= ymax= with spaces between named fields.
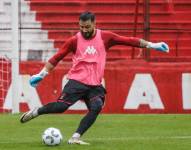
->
xmin=13 ymin=61 xmax=191 ymax=114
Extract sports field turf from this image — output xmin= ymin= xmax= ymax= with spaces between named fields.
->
xmin=0 ymin=114 xmax=191 ymax=150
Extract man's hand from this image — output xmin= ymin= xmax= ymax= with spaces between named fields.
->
xmin=29 ymin=74 xmax=44 ymax=87
xmin=29 ymin=68 xmax=48 ymax=87
xmin=147 ymin=42 xmax=169 ymax=53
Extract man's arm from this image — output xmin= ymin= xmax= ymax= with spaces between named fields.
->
xmin=102 ymin=31 xmax=169 ymax=52
xmin=29 ymin=36 xmax=77 ymax=87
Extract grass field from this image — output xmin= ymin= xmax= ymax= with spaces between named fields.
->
xmin=0 ymin=114 xmax=191 ymax=150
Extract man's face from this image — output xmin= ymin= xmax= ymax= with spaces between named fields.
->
xmin=79 ymin=19 xmax=95 ymax=39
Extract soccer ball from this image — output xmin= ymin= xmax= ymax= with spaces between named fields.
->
xmin=42 ymin=127 xmax=63 ymax=146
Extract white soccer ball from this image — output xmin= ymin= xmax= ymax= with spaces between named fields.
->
xmin=42 ymin=127 xmax=63 ymax=146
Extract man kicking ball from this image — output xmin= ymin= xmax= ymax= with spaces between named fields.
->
xmin=20 ymin=11 xmax=169 ymax=145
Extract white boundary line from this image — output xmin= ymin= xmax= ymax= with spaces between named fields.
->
xmin=85 ymin=136 xmax=191 ymax=141
xmin=0 ymin=136 xmax=191 ymax=144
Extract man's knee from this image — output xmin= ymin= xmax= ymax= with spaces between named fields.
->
xmin=55 ymin=102 xmax=70 ymax=113
xmin=89 ymin=98 xmax=103 ymax=113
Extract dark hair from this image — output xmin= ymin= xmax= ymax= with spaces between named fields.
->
xmin=79 ymin=11 xmax=95 ymax=22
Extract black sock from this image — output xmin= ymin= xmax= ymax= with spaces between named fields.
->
xmin=76 ymin=111 xmax=99 ymax=135
xmin=38 ymin=102 xmax=69 ymax=115
xmin=76 ymin=98 xmax=103 ymax=135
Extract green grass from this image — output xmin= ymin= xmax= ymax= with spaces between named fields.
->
xmin=0 ymin=114 xmax=191 ymax=150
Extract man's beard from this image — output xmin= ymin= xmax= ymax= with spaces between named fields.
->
xmin=81 ymin=30 xmax=94 ymax=39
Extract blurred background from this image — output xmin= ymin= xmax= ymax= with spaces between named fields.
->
xmin=0 ymin=0 xmax=191 ymax=114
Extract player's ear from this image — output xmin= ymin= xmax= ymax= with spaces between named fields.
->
xmin=92 ymin=21 xmax=96 ymax=28
xmin=93 ymin=22 xmax=96 ymax=29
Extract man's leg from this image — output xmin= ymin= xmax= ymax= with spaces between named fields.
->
xmin=68 ymin=97 xmax=103 ymax=145
xmin=76 ymin=97 xmax=103 ymax=135
xmin=20 ymin=101 xmax=71 ymax=123
xmin=20 ymin=80 xmax=88 ymax=123
xmin=38 ymin=101 xmax=70 ymax=114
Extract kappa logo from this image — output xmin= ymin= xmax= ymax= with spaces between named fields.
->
xmin=84 ymin=46 xmax=97 ymax=55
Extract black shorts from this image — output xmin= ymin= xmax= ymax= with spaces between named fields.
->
xmin=57 ymin=79 xmax=106 ymax=106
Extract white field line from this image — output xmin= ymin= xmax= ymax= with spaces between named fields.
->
xmin=0 ymin=136 xmax=191 ymax=144
xmin=85 ymin=136 xmax=191 ymax=141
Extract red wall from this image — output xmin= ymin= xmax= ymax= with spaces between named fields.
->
xmin=20 ymin=61 xmax=191 ymax=114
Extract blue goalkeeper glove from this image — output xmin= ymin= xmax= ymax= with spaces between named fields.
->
xmin=147 ymin=42 xmax=169 ymax=53
xmin=29 ymin=69 xmax=48 ymax=87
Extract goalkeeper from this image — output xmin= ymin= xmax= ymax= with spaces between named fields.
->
xmin=20 ymin=11 xmax=169 ymax=145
